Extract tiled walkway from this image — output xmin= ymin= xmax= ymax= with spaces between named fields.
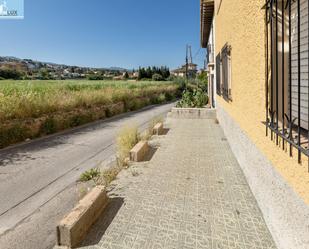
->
xmin=78 ymin=118 xmax=277 ymax=249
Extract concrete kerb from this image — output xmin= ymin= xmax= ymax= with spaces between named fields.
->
xmin=153 ymin=122 xmax=164 ymax=135
xmin=57 ymin=186 xmax=108 ymax=248
xmin=129 ymin=141 xmax=150 ymax=162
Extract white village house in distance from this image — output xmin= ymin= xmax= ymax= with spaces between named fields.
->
xmin=171 ymin=63 xmax=198 ymax=78
xmin=171 ymin=45 xmax=198 ymax=78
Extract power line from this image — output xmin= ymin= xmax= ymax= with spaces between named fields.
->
xmin=193 ymin=47 xmax=202 ymax=60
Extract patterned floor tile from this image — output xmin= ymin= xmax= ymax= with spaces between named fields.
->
xmin=78 ymin=119 xmax=277 ymax=249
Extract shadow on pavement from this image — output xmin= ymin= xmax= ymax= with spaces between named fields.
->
xmin=144 ymin=146 xmax=158 ymax=162
xmin=161 ymin=128 xmax=170 ymax=135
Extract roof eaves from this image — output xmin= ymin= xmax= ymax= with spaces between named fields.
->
xmin=200 ymin=0 xmax=214 ymax=48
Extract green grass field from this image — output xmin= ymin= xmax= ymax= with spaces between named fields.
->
xmin=0 ymin=80 xmax=180 ymax=148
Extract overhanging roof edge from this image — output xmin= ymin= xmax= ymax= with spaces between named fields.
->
xmin=200 ymin=0 xmax=214 ymax=48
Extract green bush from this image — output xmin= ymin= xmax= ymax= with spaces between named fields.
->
xmin=152 ymin=73 xmax=163 ymax=81
xmin=176 ymin=88 xmax=208 ymax=108
xmin=170 ymin=76 xmax=186 ymax=91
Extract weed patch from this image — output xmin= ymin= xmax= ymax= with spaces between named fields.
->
xmin=116 ymin=125 xmax=139 ymax=166
xmin=98 ymin=166 xmax=121 ymax=186
xmin=40 ymin=117 xmax=57 ymax=135
xmin=80 ymin=168 xmax=101 ymax=182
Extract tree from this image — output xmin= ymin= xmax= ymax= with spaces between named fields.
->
xmin=124 ymin=72 xmax=129 ymax=79
xmin=0 ymin=68 xmax=23 ymax=80
xmin=152 ymin=73 xmax=163 ymax=81
xmin=39 ymin=68 xmax=50 ymax=80
xmin=137 ymin=66 xmax=170 ymax=80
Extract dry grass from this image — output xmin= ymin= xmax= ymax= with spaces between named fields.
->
xmin=0 ymin=80 xmax=180 ymax=148
xmin=0 ymin=80 xmax=178 ymax=122
xmin=116 ymin=125 xmax=139 ymax=167
xmin=79 ymin=116 xmax=165 ymax=187
xmin=134 ymin=115 xmax=165 ymax=142
xmin=95 ymin=166 xmax=122 ymax=186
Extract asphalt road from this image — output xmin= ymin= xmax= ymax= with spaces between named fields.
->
xmin=0 ymin=102 xmax=175 ymax=249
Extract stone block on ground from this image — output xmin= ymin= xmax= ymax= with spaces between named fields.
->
xmin=57 ymin=186 xmax=108 ymax=248
xmin=130 ymin=141 xmax=149 ymax=162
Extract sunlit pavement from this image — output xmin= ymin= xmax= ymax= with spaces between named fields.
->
xmin=78 ymin=117 xmax=276 ymax=249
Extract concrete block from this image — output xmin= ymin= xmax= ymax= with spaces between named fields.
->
xmin=153 ymin=123 xmax=164 ymax=135
xmin=57 ymin=186 xmax=108 ymax=248
xmin=130 ymin=141 xmax=149 ymax=162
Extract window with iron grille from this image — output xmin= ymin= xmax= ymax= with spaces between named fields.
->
xmin=265 ymin=0 xmax=309 ymax=168
xmin=221 ymin=44 xmax=232 ymax=101
xmin=216 ymin=53 xmax=221 ymax=95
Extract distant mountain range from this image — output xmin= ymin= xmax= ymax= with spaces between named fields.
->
xmin=0 ymin=56 xmax=129 ymax=72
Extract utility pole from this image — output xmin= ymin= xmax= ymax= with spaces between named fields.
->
xmin=189 ymin=45 xmax=193 ymax=64
xmin=185 ymin=44 xmax=189 ymax=84
xmin=186 ymin=45 xmax=193 ymax=83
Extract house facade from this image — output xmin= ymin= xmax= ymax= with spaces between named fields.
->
xmin=201 ymin=1 xmax=309 ymax=249
xmin=171 ymin=63 xmax=198 ymax=78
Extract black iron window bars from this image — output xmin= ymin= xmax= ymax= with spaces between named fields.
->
xmin=265 ymin=0 xmax=309 ymax=170
xmin=216 ymin=53 xmax=221 ymax=96
xmin=221 ymin=44 xmax=232 ymax=101
xmin=215 ymin=44 xmax=232 ymax=101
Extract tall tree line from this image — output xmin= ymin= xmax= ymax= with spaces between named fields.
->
xmin=138 ymin=66 xmax=170 ymax=80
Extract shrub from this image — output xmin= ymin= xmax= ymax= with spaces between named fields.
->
xmin=152 ymin=73 xmax=163 ymax=81
xmin=116 ymin=125 xmax=139 ymax=166
xmin=170 ymin=76 xmax=186 ymax=91
xmin=176 ymin=88 xmax=208 ymax=108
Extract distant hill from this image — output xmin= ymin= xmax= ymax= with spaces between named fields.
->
xmin=0 ymin=56 xmax=131 ymax=80
xmin=0 ymin=56 xmax=129 ymax=72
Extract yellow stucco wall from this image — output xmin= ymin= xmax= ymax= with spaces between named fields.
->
xmin=215 ymin=0 xmax=309 ymax=204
